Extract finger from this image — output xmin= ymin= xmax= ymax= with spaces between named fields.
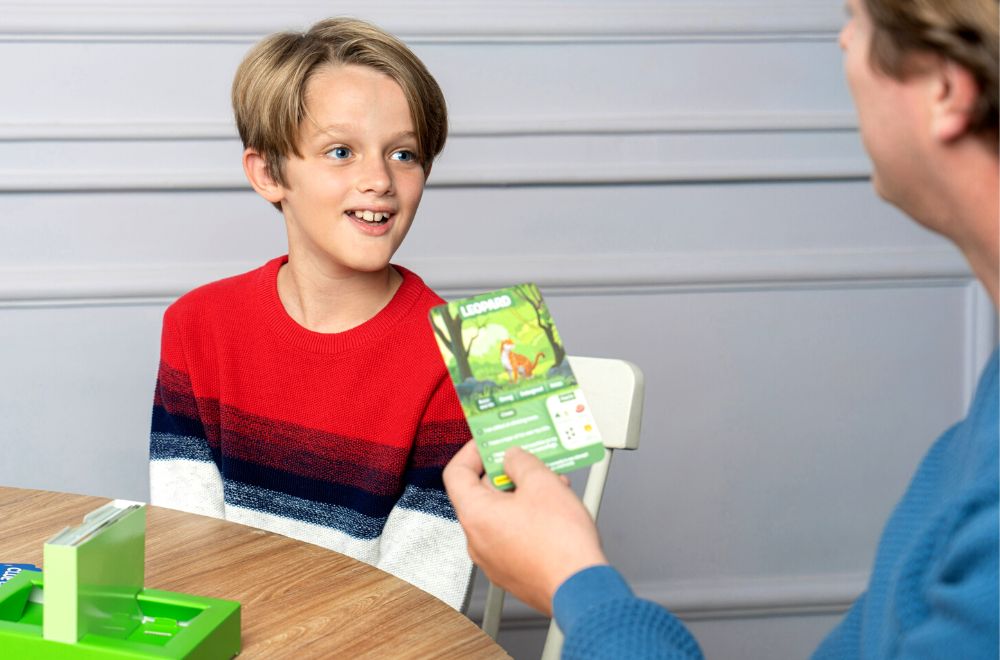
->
xmin=502 ymin=446 xmax=553 ymax=486
xmin=443 ymin=441 xmax=485 ymax=497
xmin=558 ymin=474 xmax=571 ymax=487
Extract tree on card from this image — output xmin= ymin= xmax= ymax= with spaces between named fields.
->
xmin=431 ymin=305 xmax=477 ymax=381
xmin=513 ymin=284 xmax=565 ymax=367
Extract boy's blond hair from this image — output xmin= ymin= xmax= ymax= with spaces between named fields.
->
xmin=232 ymin=17 xmax=448 ymax=186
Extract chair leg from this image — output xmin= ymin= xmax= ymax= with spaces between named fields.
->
xmin=540 ymin=618 xmax=564 ymax=660
xmin=481 ymin=581 xmax=506 ymax=640
xmin=581 ymin=449 xmax=613 ymax=519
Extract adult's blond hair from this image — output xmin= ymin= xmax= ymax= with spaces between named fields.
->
xmin=232 ymin=17 xmax=447 ymax=185
xmin=864 ymin=0 xmax=998 ymax=140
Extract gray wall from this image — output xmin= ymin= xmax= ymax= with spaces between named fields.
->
xmin=2 ymin=2 xmax=995 ymax=658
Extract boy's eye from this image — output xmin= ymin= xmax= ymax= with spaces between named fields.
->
xmin=327 ymin=146 xmax=352 ymax=160
xmin=391 ymin=150 xmax=418 ymax=163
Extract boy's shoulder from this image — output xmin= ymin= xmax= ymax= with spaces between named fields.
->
xmin=166 ymin=257 xmax=280 ymax=321
xmin=394 ymin=264 xmax=446 ymax=313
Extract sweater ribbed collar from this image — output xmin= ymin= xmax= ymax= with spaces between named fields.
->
xmin=256 ymin=255 xmax=424 ymax=355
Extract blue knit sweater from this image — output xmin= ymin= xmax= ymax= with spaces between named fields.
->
xmin=554 ymin=350 xmax=999 ymax=659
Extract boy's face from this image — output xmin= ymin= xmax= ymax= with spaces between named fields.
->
xmin=273 ymin=64 xmax=426 ymax=278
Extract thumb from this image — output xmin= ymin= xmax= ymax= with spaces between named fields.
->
xmin=444 ymin=440 xmax=485 ymax=495
xmin=503 ymin=446 xmax=552 ymax=486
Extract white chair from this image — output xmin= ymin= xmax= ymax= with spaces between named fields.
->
xmin=479 ymin=355 xmax=645 ymax=659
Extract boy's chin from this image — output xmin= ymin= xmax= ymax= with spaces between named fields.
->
xmin=339 ymin=259 xmax=397 ymax=276
xmin=288 ymin=252 xmax=397 ymax=278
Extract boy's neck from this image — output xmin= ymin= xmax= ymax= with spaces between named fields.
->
xmin=276 ymin=258 xmax=403 ymax=334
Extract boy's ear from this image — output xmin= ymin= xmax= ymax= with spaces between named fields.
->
xmin=930 ymin=59 xmax=979 ymax=143
xmin=242 ymin=148 xmax=285 ymax=204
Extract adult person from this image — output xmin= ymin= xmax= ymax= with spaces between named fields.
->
xmin=443 ymin=0 xmax=999 ymax=657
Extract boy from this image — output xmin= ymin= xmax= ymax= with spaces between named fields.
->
xmin=149 ymin=18 xmax=472 ymax=610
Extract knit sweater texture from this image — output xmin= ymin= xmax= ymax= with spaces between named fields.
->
xmin=149 ymin=256 xmax=473 ymax=609
xmin=554 ymin=349 xmax=999 ymax=659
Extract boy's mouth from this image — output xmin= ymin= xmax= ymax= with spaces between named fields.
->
xmin=347 ymin=209 xmax=392 ymax=225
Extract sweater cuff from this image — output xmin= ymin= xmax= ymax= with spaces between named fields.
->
xmin=553 ymin=564 xmax=633 ymax=633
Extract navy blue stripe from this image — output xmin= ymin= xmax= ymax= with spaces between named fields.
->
xmin=403 ymin=465 xmax=447 ymax=491
xmin=224 ymin=480 xmax=387 ymax=540
xmin=149 ymin=431 xmax=215 ymax=463
xmin=396 ymin=484 xmax=457 ymax=521
xmin=221 ymin=455 xmax=400 ymax=520
xmin=151 ymin=405 xmax=207 ymax=442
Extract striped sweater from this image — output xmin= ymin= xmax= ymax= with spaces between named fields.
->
xmin=149 ymin=256 xmax=473 ymax=609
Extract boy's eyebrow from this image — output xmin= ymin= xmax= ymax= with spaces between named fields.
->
xmin=309 ymin=122 xmax=352 ymax=138
xmin=309 ymin=123 xmax=418 ymax=144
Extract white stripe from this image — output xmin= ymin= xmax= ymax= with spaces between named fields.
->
xmin=378 ymin=506 xmax=473 ymax=611
xmin=150 ymin=459 xmax=225 ymax=518
xmin=150 ymin=458 xmax=473 ymax=610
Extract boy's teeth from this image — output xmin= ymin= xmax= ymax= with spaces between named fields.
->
xmin=350 ymin=210 xmax=389 ymax=223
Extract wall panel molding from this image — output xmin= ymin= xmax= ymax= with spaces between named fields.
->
xmin=0 ymin=158 xmax=870 ymax=192
xmin=0 ymin=248 xmax=971 ymax=308
xmin=1 ymin=1 xmax=843 ymax=40
xmin=0 ymin=112 xmax=858 ymax=142
xmin=0 ymin=124 xmax=868 ymax=191
xmin=467 ymin=571 xmax=866 ymax=624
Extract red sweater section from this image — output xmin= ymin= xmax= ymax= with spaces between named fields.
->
xmin=156 ymin=256 xmax=469 ymax=499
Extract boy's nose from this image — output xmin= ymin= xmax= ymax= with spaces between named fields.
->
xmin=356 ymin=157 xmax=392 ymax=195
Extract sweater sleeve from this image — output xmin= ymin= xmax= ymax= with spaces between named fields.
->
xmin=554 ymin=566 xmax=704 ymax=660
xmin=890 ymin=484 xmax=999 ymax=659
xmin=148 ymin=309 xmax=225 ymax=518
xmin=375 ymin=375 xmax=474 ymax=611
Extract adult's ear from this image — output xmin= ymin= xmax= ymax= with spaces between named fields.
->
xmin=930 ymin=59 xmax=980 ymax=143
xmin=242 ymin=148 xmax=285 ymax=204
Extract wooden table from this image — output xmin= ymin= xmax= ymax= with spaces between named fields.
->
xmin=0 ymin=487 xmax=509 ymax=659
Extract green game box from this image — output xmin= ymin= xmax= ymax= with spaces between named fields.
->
xmin=0 ymin=500 xmax=240 ymax=658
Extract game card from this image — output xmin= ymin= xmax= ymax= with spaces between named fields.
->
xmin=429 ymin=284 xmax=605 ymax=489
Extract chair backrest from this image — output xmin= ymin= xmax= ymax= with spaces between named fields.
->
xmin=479 ymin=356 xmax=645 ymax=658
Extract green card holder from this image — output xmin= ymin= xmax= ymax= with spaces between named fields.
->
xmin=0 ymin=500 xmax=240 ymax=658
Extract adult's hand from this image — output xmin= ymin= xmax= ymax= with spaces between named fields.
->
xmin=443 ymin=441 xmax=609 ymax=616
